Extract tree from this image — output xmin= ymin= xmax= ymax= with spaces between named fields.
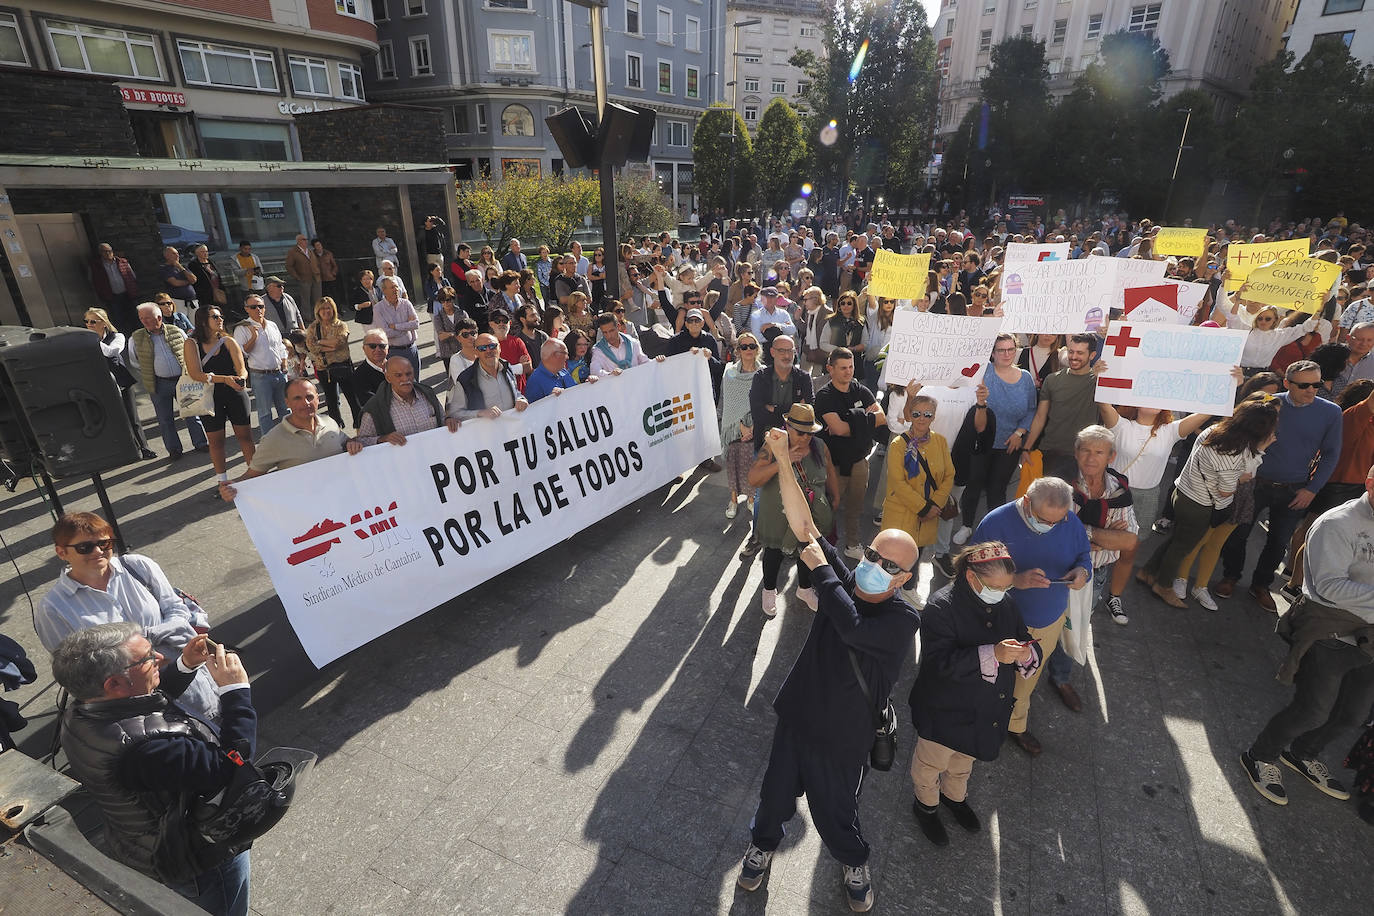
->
xmin=752 ymin=98 xmax=808 ymax=213
xmin=543 ymin=177 xmax=601 ymax=253
xmin=455 ymin=175 xmax=599 ymax=256
xmin=614 ymin=171 xmax=676 ymax=240
xmin=692 ymin=104 xmax=753 ymax=214
xmin=1143 ymin=88 xmax=1223 ymax=223
xmin=979 ymin=36 xmax=1052 ymax=205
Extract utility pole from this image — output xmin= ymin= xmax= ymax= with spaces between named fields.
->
xmin=727 ymin=18 xmax=762 ymax=217
xmin=1162 ymin=107 xmax=1192 ymax=223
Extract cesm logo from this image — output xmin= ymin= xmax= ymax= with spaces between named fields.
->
xmin=643 ymin=392 xmax=695 ymax=439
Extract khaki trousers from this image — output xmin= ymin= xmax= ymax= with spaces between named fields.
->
xmin=837 ymin=457 xmax=871 ymax=546
xmin=910 ymin=736 xmax=976 ymax=807
xmin=1008 ymin=609 xmax=1068 ymax=735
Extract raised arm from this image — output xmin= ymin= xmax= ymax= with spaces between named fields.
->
xmin=764 ymin=428 xmax=822 ymax=542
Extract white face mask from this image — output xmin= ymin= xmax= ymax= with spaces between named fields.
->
xmin=972 ymin=570 xmax=1008 ymax=604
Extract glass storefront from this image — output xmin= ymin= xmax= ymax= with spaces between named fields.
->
xmin=198 ymin=120 xmax=307 ymax=245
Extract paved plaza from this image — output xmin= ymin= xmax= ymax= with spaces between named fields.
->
xmin=2 ymin=326 xmax=1371 ymax=916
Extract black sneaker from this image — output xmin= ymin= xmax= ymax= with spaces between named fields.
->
xmin=842 ymin=863 xmax=873 ymax=913
xmin=1280 ymin=750 xmax=1350 ymax=800
xmin=739 ymin=536 xmax=760 ymax=560
xmin=1240 ymin=750 xmax=1288 ymax=805
xmin=940 ymin=795 xmax=982 ymax=833
xmin=912 ymin=799 xmax=949 ymax=846
xmin=933 ymin=554 xmax=955 ymax=578
xmin=737 ymin=843 xmax=772 ymax=892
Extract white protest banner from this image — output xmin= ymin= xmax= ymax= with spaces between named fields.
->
xmin=868 ymin=249 xmax=931 ymax=300
xmin=883 ymin=311 xmax=1003 ymax=388
xmin=1003 ymin=242 xmax=1070 ymax=269
xmin=1096 ymin=323 xmax=1247 ymax=416
xmin=1123 ymin=284 xmax=1187 ymax=324
xmin=233 ymin=356 xmax=720 ymax=666
xmin=999 ymin=257 xmax=1166 ymax=334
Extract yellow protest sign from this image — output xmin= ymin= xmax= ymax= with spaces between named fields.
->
xmin=1225 ymin=239 xmax=1311 ymax=290
xmin=1153 ymin=227 xmax=1208 ymax=259
xmin=1242 ymin=257 xmax=1342 ymax=314
xmin=867 ymin=250 xmax=930 ymax=300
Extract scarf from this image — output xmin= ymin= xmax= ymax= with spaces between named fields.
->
xmin=902 ymin=434 xmax=934 ymax=500
xmin=593 ymin=334 xmax=637 ymax=370
xmin=1073 ymin=470 xmax=1134 ymax=528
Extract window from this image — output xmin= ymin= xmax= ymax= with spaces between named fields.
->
xmin=658 ymin=59 xmax=671 ymax=93
xmin=743 ymin=77 xmax=759 ymax=91
xmin=626 ymin=51 xmax=642 ymax=88
xmin=501 ymin=104 xmax=534 ymax=136
xmin=289 ymin=55 xmax=330 ymax=95
xmin=46 ymin=20 xmax=162 ymax=80
xmin=1322 ymin=0 xmax=1365 ymax=13
xmin=945 ymin=18 xmax=956 ymax=36
xmin=486 ymin=0 xmax=531 ymax=7
xmin=797 ymin=80 xmax=810 ymax=95
xmin=1128 ymin=4 xmax=1162 ymax=33
xmin=335 ymin=0 xmax=369 ymax=19
xmin=376 ymin=40 xmax=395 ymax=78
xmin=746 ymin=19 xmax=762 ymax=32
xmin=1 ymin=12 xmax=29 ymax=66
xmin=1314 ymin=30 xmax=1357 ymax=46
xmin=1020 ymin=24 xmax=1033 ymax=37
xmin=1086 ymin=13 xmax=1103 ymax=38
xmin=1024 ymin=0 xmax=1038 ymax=7
xmin=978 ymin=29 xmax=992 ymax=52
xmin=657 ymin=7 xmax=672 ymax=45
xmin=476 ymin=103 xmax=488 ymax=134
xmin=800 ymin=25 xmax=819 ymax=38
xmin=771 ymin=79 xmax=785 ymax=93
xmin=770 ymin=48 xmax=788 ymax=64
xmin=686 ymin=16 xmax=701 ymax=52
xmin=626 ymin=1 xmax=641 ymax=36
xmin=404 ymin=0 xmax=426 ymax=15
xmin=773 ymin=18 xmax=790 ymax=35
xmin=409 ymin=36 xmax=432 ymax=76
xmin=743 ymin=104 xmax=758 ymax=122
xmin=451 ymin=105 xmax=469 ymax=133
xmin=741 ymin=54 xmax=761 ymax=64
xmin=984 ymin=0 xmax=997 ymax=11
xmin=686 ymin=65 xmax=699 ymax=99
xmin=178 ymin=40 xmax=277 ymax=90
xmin=489 ymin=31 xmax=534 ymax=71
xmin=1053 ymin=18 xmax=1067 ymax=42
xmin=339 ymin=62 xmax=365 ymax=100
xmin=371 ymin=0 xmax=388 ymax=22
xmin=668 ymin=121 xmax=688 ymax=147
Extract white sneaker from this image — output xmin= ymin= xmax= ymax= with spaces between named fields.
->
xmin=843 ymin=544 xmax=864 ymax=561
xmin=952 ymin=525 xmax=973 ymax=546
xmin=725 ymin=501 xmax=737 ymax=519
xmin=795 ymin=586 xmax=818 ymax=611
xmin=761 ymin=588 xmax=777 ymax=617
xmin=1192 ymin=587 xmax=1218 ymax=611
xmin=1172 ymin=577 xmax=1187 ymax=600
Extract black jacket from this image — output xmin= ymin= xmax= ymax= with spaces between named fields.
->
xmin=950 ymin=403 xmax=997 ymax=486
xmin=908 ymin=579 xmax=1031 ymax=761
xmin=748 ymin=367 xmax=814 ymax=451
xmin=774 ymin=538 xmax=921 ymax=759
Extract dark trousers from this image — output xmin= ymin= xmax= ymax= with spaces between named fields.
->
xmin=170 ymin=849 xmax=250 ymax=916
xmin=750 ymin=721 xmax=870 ymax=867
xmin=762 ymin=548 xmax=813 ymax=591
xmin=1040 ymin=449 xmax=1077 ymax=482
xmin=1250 ymin=641 xmax=1374 ymax=763
xmin=960 ymin=449 xmax=1021 ymax=527
xmin=1221 ymin=480 xmax=1308 ymax=589
xmin=118 ymin=384 xmax=151 ymax=451
xmin=318 ymin=365 xmax=362 ymax=430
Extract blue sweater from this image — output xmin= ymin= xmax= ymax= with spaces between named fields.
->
xmin=973 ymin=501 xmax=1092 ymax=628
xmin=524 ymin=364 xmax=577 ymax=403
xmin=1258 ymin=393 xmax=1343 ymax=489
xmin=985 ymin=369 xmax=1038 ymax=449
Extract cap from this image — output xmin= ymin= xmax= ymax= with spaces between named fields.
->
xmin=783 ymin=402 xmax=823 ymax=433
xmin=762 ymin=286 xmax=779 ymax=297
xmin=686 ymin=308 xmax=705 ymax=321
xmin=265 ymin=275 xmax=285 ymax=285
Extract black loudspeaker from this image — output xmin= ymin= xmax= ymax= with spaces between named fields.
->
xmin=0 ymin=326 xmax=140 ymax=479
xmin=545 ymin=106 xmax=597 ymax=170
xmin=598 ymin=103 xmax=656 ymax=165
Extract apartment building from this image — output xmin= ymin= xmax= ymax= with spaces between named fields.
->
xmin=725 ymin=0 xmax=825 ymax=130
xmin=1284 ymin=0 xmax=1374 ymax=65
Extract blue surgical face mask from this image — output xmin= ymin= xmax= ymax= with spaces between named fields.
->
xmin=854 ymin=559 xmax=894 ymax=595
xmin=1020 ymin=498 xmax=1055 ymax=534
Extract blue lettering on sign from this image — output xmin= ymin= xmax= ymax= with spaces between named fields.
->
xmin=1139 ymin=330 xmax=1239 ymax=364
xmin=1134 ymin=371 xmax=1230 ymax=404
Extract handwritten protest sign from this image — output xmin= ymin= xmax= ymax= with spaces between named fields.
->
xmin=1096 ymin=323 xmax=1247 ymax=416
xmin=1153 ymin=227 xmax=1208 ymax=259
xmin=1242 ymin=257 xmax=1342 ymax=313
xmin=1224 ymin=239 xmax=1311 ymax=290
xmin=883 ymin=311 xmax=1003 ymax=387
xmin=868 ymin=249 xmax=931 ymax=300
xmin=999 ymin=257 xmax=1166 ymax=334
xmin=1004 ymin=242 xmax=1070 ymax=268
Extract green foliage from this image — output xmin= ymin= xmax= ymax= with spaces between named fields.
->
xmin=614 ymin=171 xmax=676 ymax=240
xmin=752 ymin=98 xmax=808 ymax=212
xmin=980 ymin=36 xmax=1052 ymax=204
xmin=455 ymin=175 xmax=599 ymax=258
xmin=692 ymin=104 xmax=753 ymax=213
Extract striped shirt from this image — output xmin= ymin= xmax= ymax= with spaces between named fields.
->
xmin=1174 ymin=428 xmax=1265 ymax=509
xmin=356 ymin=390 xmax=442 ymax=446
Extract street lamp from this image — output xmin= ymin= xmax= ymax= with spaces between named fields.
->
xmin=728 ymin=18 xmax=762 ymax=217
xmin=1162 ymin=107 xmax=1192 ymax=223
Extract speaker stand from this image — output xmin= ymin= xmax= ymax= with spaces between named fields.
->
xmin=90 ymin=473 xmax=129 ymax=555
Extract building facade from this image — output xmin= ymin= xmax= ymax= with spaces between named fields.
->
xmin=363 ymin=0 xmax=726 ymax=217
xmin=934 ymin=0 xmax=1299 ymax=139
xmin=0 ymin=1 xmax=378 ymax=251
xmin=726 ymin=0 xmax=825 ymax=130
xmin=1284 ymin=0 xmax=1374 ymax=66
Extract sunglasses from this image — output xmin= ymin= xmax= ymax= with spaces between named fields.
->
xmin=459 ymin=331 xmax=476 ymax=338
xmin=476 ymin=343 xmax=498 ymax=352
xmin=738 ymin=343 xmax=759 ymax=351
xmin=863 ymin=545 xmax=907 ymax=575
xmin=84 ymin=319 xmax=102 ymax=325
xmin=364 ymin=343 xmax=388 ymax=350
xmin=491 ymin=318 xmax=511 ymax=325
xmin=911 ymin=411 xmax=936 ymax=419
xmin=686 ymin=317 xmax=703 ymax=324
xmin=247 ymin=304 xmax=265 ymax=310
xmin=613 ymin=308 xmax=626 ymax=314
xmin=209 ymin=313 xmax=224 ymax=320
xmin=1289 ymin=381 xmax=1322 ymax=390
xmin=65 ymin=538 xmax=114 ymax=555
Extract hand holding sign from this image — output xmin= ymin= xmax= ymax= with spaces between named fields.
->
xmin=883 ymin=312 xmax=1002 ymax=388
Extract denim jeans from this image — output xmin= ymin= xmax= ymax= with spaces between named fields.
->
xmin=1221 ymin=479 xmax=1309 ymax=589
xmin=249 ymin=369 xmax=288 ymax=435
xmin=169 ymin=850 xmax=250 ymax=916
xmin=151 ymin=376 xmax=207 ymax=455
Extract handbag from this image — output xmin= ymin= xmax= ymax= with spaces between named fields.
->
xmin=847 ymin=649 xmax=897 ymax=771
xmin=1016 ymin=449 xmax=1043 ymax=498
xmin=175 ymin=376 xmax=215 ymax=419
xmin=940 ymin=497 xmax=960 ymax=521
xmin=355 ymin=304 xmax=374 ymax=325
xmin=192 ymin=744 xmax=316 ymax=847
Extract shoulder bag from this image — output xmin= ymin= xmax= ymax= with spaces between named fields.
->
xmin=847 ymin=649 xmax=897 ymax=771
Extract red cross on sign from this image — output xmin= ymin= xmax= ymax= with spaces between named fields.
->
xmin=1104 ymin=326 xmax=1142 ymax=357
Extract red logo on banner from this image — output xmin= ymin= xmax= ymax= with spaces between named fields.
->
xmin=1123 ymin=284 xmax=1179 ymax=316
xmin=286 ymin=501 xmax=400 ymax=566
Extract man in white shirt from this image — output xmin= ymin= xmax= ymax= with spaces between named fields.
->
xmin=372 ymin=227 xmax=399 ymax=273
xmin=570 ymin=240 xmax=590 ymax=277
xmin=233 ymin=294 xmax=289 ymax=435
xmin=590 ymin=312 xmax=659 ymax=374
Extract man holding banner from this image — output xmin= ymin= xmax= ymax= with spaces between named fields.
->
xmin=356 ymin=357 xmax=459 ymax=448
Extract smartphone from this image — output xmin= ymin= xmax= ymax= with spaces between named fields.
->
xmin=1018 ymin=638 xmax=1040 ymax=647
xmin=202 ymin=635 xmax=220 ymax=652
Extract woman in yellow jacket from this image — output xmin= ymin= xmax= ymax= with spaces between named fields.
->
xmin=883 ymin=388 xmax=955 ymax=553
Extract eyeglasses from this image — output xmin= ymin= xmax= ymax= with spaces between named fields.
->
xmin=686 ymin=317 xmax=704 ymax=324
xmin=84 ymin=319 xmax=102 ymax=325
xmin=738 ymin=343 xmax=759 ymax=351
xmin=124 ymin=650 xmax=159 ymax=671
xmin=65 ymin=538 xmax=114 ymax=555
xmin=911 ymin=411 xmax=936 ymax=419
xmin=613 ymin=308 xmax=626 ymax=314
xmin=476 ymin=343 xmax=498 ymax=352
xmin=1289 ymin=381 xmax=1322 ymax=390
xmin=364 ymin=343 xmax=388 ymax=350
xmin=863 ymin=545 xmax=907 ymax=575
xmin=459 ymin=331 xmax=476 ymax=338
xmin=994 ymin=346 xmax=1017 ymax=354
